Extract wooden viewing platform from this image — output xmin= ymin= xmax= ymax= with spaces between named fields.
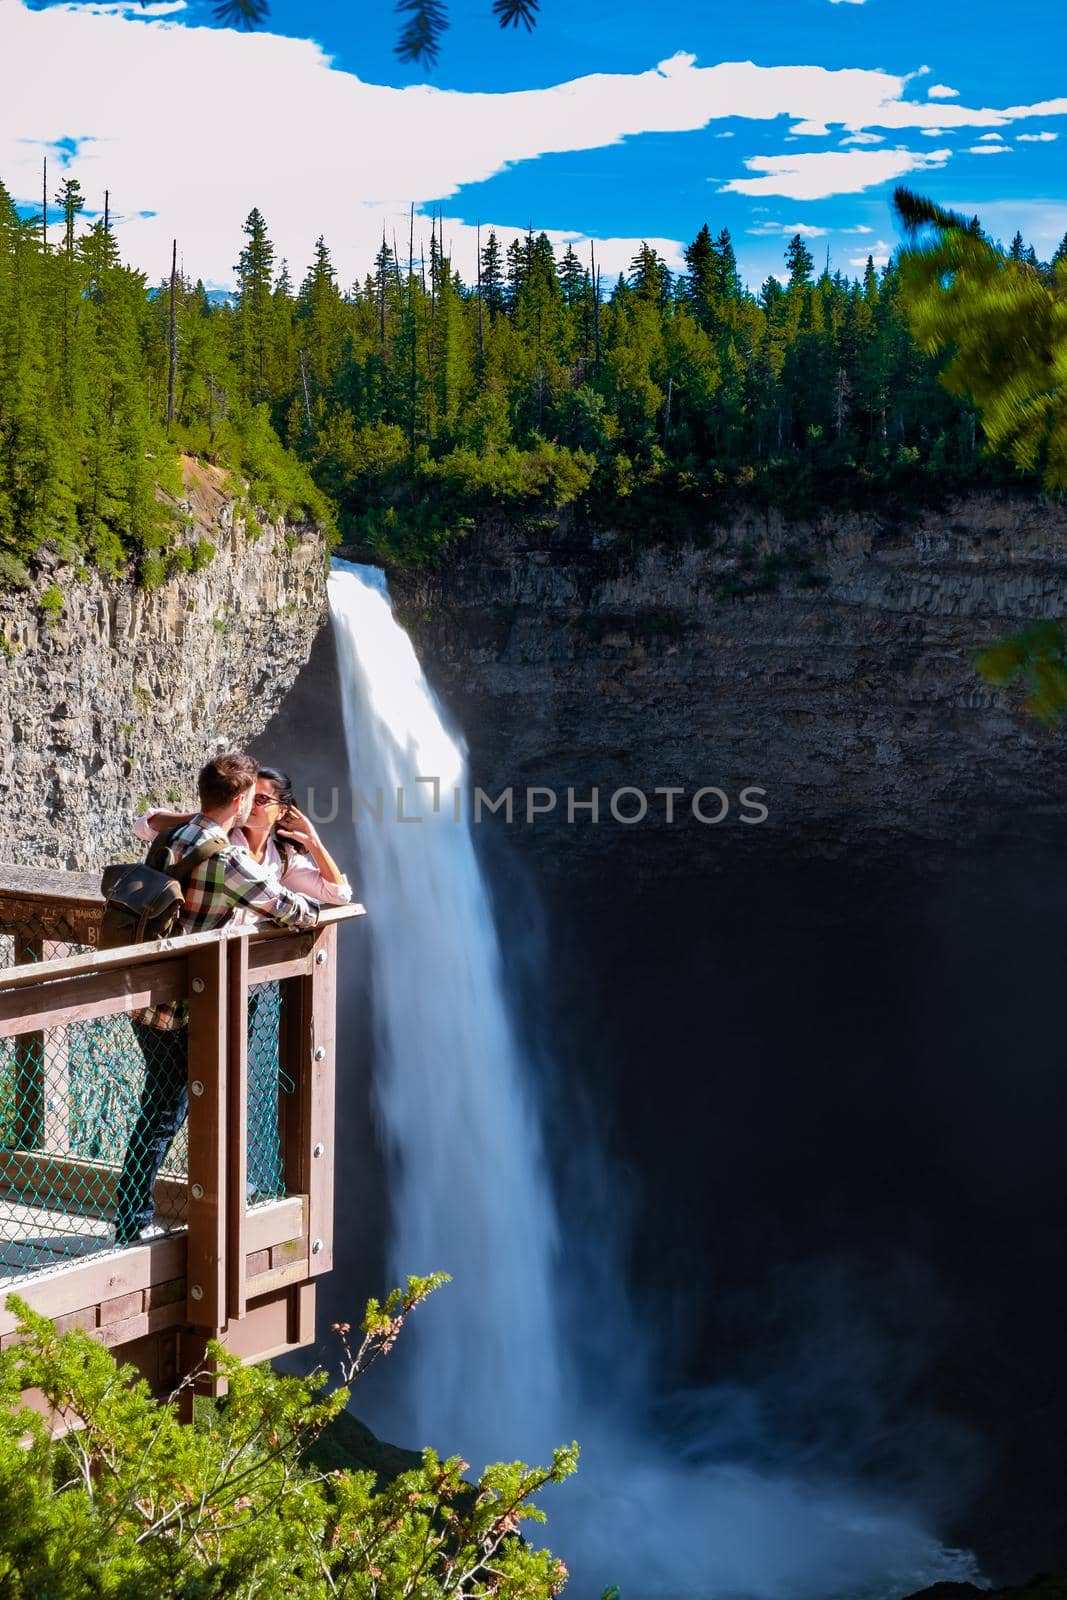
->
xmin=0 ymin=866 xmax=363 ymax=1414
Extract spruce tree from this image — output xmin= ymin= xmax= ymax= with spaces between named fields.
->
xmin=785 ymin=234 xmax=815 ymax=290
xmin=480 ymin=230 xmax=504 ymax=319
xmin=235 ymin=207 xmax=276 ymax=401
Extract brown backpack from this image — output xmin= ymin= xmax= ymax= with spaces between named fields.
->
xmin=98 ymin=828 xmax=225 ymax=950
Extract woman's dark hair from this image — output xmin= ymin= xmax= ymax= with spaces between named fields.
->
xmin=257 ymin=766 xmax=295 ymax=807
xmin=257 ymin=766 xmax=297 ymax=868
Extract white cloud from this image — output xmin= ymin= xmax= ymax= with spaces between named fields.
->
xmin=829 ymin=1 xmax=866 ymax=6
xmin=927 ymin=84 xmax=960 ymax=99
xmin=722 ymin=147 xmax=953 ymax=200
xmin=965 ymin=144 xmax=1012 ymax=155
xmin=840 ymin=132 xmax=885 ymax=145
xmin=62 ymin=0 xmax=185 ymax=11
xmin=1017 ymin=131 xmax=1059 ymax=142
xmin=746 ymin=221 xmax=829 ymax=237
xmin=2 ymin=1 xmax=1066 ymax=286
xmin=849 ymin=239 xmax=892 ymax=266
xmin=843 ymin=224 xmax=874 ymax=233
xmin=919 ymin=128 xmax=951 ymax=136
xmin=979 ymin=132 xmax=1004 ymax=141
xmin=790 ymin=120 xmax=831 ymax=136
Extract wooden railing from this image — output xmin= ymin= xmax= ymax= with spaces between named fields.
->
xmin=0 ymin=869 xmax=362 ymax=1396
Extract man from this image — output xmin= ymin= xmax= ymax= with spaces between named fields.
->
xmin=113 ymin=752 xmax=319 ymax=1245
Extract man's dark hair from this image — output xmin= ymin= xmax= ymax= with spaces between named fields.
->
xmin=199 ymin=753 xmax=259 ymax=809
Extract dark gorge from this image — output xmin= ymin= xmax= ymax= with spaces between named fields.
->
xmin=254 ymin=493 xmax=1067 ymax=1592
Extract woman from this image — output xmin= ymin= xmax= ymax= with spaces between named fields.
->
xmin=135 ymin=765 xmax=352 ymax=912
xmin=134 ymin=766 xmax=352 ymax=1198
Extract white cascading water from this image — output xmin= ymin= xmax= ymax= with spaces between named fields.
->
xmin=327 ymin=559 xmax=982 ymax=1600
xmin=328 ymin=559 xmax=564 ymax=1471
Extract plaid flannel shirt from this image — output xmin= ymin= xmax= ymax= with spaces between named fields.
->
xmin=136 ymin=814 xmax=319 ymax=1031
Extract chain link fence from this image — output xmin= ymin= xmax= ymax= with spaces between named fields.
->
xmin=0 ymin=906 xmax=285 ymax=1281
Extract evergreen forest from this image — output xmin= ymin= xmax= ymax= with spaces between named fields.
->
xmin=1 ymin=175 xmax=1062 ymax=584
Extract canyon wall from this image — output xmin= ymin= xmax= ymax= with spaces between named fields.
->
xmin=374 ymin=492 xmax=1067 ymax=873
xmin=0 ymin=459 xmax=327 ymax=870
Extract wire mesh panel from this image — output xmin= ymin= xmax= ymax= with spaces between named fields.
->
xmin=0 ymin=905 xmax=190 ymax=1279
xmin=246 ymin=980 xmax=286 ymax=1203
xmin=0 ymin=882 xmax=344 ymax=1300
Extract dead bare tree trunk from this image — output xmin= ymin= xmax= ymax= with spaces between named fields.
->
xmin=298 ymin=348 xmax=313 ymax=430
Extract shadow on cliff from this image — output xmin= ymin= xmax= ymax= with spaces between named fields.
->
xmin=257 ymin=607 xmax=1067 ymax=1591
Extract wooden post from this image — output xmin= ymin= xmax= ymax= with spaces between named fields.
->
xmin=306 ymin=923 xmax=336 ymax=1277
xmin=227 ymin=937 xmax=249 ymax=1321
xmin=13 ymin=927 xmax=45 ymax=1150
xmin=279 ymin=973 xmax=308 ymax=1251
xmin=185 ymin=941 xmax=228 ymax=1330
xmin=279 ymin=923 xmax=336 ymax=1274
xmin=42 ymin=939 xmax=70 ymax=1156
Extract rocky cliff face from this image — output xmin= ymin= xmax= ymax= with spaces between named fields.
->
xmin=376 ymin=493 xmax=1067 ymax=873
xmin=0 ymin=459 xmax=327 ymax=870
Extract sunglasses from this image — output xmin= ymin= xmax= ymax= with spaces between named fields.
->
xmin=252 ymin=793 xmax=283 ymax=808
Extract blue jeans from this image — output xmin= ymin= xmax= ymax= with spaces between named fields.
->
xmin=114 ymin=1021 xmax=188 ymax=1243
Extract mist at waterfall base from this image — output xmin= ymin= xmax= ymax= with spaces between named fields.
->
xmin=322 ymin=560 xmax=980 ymax=1600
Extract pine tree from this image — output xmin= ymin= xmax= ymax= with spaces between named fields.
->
xmin=683 ymin=224 xmax=717 ymax=328
xmin=480 ymin=230 xmax=505 ymax=319
xmin=785 ymin=234 xmax=815 ymax=290
xmin=299 ymin=235 xmax=346 ymax=394
xmin=628 ymin=242 xmax=672 ymax=308
xmin=235 ymin=207 xmax=276 ymax=401
xmin=557 ymin=245 xmax=587 ymax=307
xmin=712 ymin=228 xmax=741 ymax=302
xmin=54 ymin=177 xmax=85 ymax=257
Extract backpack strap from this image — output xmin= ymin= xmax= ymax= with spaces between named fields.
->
xmin=146 ymin=827 xmax=226 ymax=885
xmin=172 ymin=836 xmax=226 ymax=880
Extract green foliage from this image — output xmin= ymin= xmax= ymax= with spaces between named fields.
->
xmin=0 ymin=552 xmax=30 ymax=587
xmin=0 ymin=1278 xmax=576 ymax=1600
xmin=0 ymin=176 xmax=1043 ymax=580
xmin=895 ymin=187 xmax=1067 ymax=489
xmin=39 ymin=583 xmax=64 ymax=617
xmin=139 ymin=556 xmax=167 ymax=590
xmin=895 ymin=191 xmax=1067 ymax=724
xmin=975 ymin=621 xmax=1067 ymax=724
xmin=424 ymin=442 xmax=595 ymax=506
xmin=0 ymin=189 xmax=332 ymax=589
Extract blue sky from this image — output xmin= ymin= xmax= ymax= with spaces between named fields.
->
xmin=1 ymin=0 xmax=1064 ymax=289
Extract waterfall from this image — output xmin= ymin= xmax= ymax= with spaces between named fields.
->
xmin=328 ymin=559 xmax=565 ymax=1471
xmin=327 ymin=559 xmax=982 ymax=1600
